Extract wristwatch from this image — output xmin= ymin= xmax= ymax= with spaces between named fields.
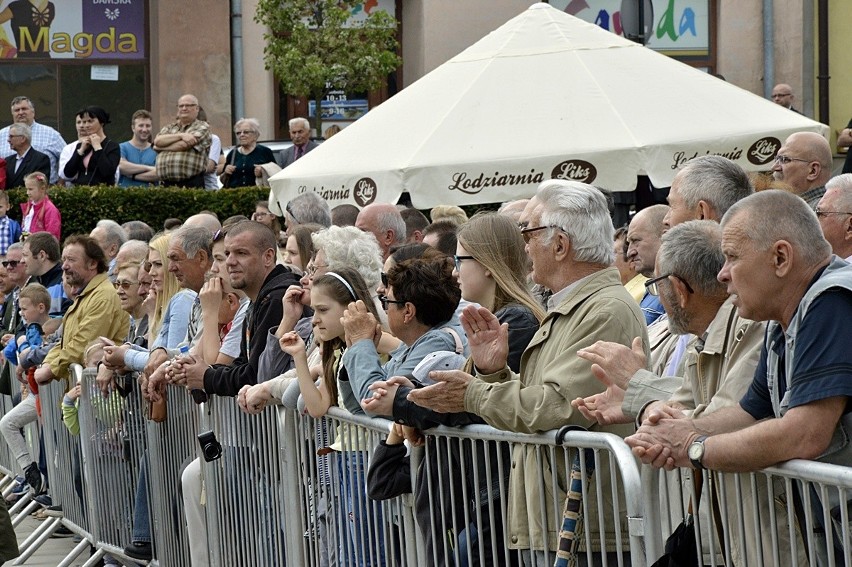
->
xmin=688 ymin=435 xmax=708 ymax=470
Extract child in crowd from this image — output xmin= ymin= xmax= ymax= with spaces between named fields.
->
xmin=0 ymin=191 xmax=21 ymax=256
xmin=0 ymin=283 xmax=52 ymax=495
xmin=20 ymin=172 xmax=61 ymax=241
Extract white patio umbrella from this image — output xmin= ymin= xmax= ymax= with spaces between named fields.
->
xmin=269 ymin=2 xmax=827 ymax=211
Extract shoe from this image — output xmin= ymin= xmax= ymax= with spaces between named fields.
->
xmin=23 ymin=462 xmax=43 ymax=495
xmin=45 ymin=504 xmax=63 ymax=517
xmin=33 ymin=493 xmax=52 ymax=507
xmin=6 ymin=478 xmax=28 ymax=503
xmin=123 ymin=541 xmax=153 ymax=561
xmin=50 ymin=526 xmax=74 ymax=538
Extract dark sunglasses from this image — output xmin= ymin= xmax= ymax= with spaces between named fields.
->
xmin=286 ymin=201 xmax=300 ymax=224
xmin=380 ymin=272 xmax=388 ymax=287
xmin=379 ymin=295 xmax=406 ymax=311
xmin=1 ymin=260 xmax=19 ymax=269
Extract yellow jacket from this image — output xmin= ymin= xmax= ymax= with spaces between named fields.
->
xmin=45 ymin=273 xmax=129 ymax=384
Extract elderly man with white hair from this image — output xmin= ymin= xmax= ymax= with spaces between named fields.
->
xmin=409 ymin=180 xmax=649 ymax=566
xmin=816 ymin=174 xmax=852 ymax=261
xmin=275 ymin=117 xmax=318 ymax=169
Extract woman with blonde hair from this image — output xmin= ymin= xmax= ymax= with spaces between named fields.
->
xmin=105 ymin=233 xmax=196 ymax=372
xmin=455 ymin=212 xmax=544 ymax=368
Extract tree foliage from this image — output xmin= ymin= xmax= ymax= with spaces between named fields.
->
xmin=254 ymin=0 xmax=401 ymax=133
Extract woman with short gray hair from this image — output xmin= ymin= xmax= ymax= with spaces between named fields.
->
xmin=219 ymin=118 xmax=275 ymax=187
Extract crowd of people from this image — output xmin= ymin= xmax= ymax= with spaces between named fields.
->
xmin=0 ymin=89 xmax=847 ymax=566
xmin=0 ymin=94 xmax=323 ymax=192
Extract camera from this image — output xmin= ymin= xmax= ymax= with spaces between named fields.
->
xmin=197 ymin=430 xmax=222 ymax=462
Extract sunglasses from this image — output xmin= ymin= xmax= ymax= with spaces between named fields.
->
xmin=379 ymin=295 xmax=406 ymax=311
xmin=380 ymin=272 xmax=388 ymax=287
xmin=114 ymin=280 xmax=138 ymax=290
xmin=1 ymin=260 xmax=20 ymax=269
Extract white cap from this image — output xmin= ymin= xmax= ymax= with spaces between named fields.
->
xmin=412 ymin=351 xmax=467 ymax=385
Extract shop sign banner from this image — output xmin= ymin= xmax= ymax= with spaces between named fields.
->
xmin=0 ymin=0 xmax=146 ymax=60
xmin=549 ymin=0 xmax=709 ymax=56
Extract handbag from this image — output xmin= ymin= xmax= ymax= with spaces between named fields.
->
xmin=147 ymin=390 xmax=167 ymax=423
xmin=651 ymin=472 xmax=703 ymax=567
xmin=218 ymin=148 xmax=237 ymax=187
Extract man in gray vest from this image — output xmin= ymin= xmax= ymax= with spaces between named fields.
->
xmin=628 ymin=189 xmax=852 ymax=470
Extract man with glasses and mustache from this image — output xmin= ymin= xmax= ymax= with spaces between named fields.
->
xmin=0 ymin=96 xmax=65 ymax=184
xmin=771 ymin=131 xmax=832 ymax=208
xmin=152 ymin=94 xmax=211 ymax=188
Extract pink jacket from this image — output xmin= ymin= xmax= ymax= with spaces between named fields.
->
xmin=20 ymin=198 xmax=61 ymax=240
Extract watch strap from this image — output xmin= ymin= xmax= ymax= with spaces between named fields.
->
xmin=689 ymin=434 xmax=708 ymax=470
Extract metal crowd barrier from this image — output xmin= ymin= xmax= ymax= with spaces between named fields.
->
xmin=77 ymin=367 xmax=150 ymax=565
xmin=199 ymin=394 xmax=288 ymax=566
xmin=14 ymin=367 xmax=93 ymax=566
xmin=642 ymin=459 xmax=852 ymax=566
xmin=146 ymin=382 xmax=199 ymax=566
xmin=12 ymin=371 xmax=852 ymax=566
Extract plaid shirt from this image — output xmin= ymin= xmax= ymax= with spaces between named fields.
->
xmin=0 ymin=216 xmax=20 ymax=255
xmin=800 ymin=185 xmax=826 ymax=209
xmin=154 ymin=119 xmax=212 ymax=181
xmin=0 ymin=121 xmax=66 ymax=184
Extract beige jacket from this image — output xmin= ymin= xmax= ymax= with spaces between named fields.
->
xmin=464 ymin=267 xmax=648 ymax=551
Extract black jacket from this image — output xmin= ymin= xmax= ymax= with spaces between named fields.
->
xmin=5 ymin=148 xmax=51 ymax=189
xmin=63 ymin=138 xmax=120 ymax=186
xmin=203 ymin=265 xmax=300 ymax=396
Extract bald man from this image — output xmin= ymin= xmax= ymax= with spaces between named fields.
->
xmin=771 ymin=132 xmax=832 ymax=207
xmin=626 ymin=204 xmax=670 ymax=325
xmin=355 ymin=203 xmax=405 ymax=260
xmin=770 ymin=83 xmax=801 ymax=113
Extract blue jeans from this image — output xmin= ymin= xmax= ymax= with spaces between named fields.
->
xmin=338 ymin=451 xmax=386 ymax=567
xmin=132 ymin=453 xmax=150 ymax=543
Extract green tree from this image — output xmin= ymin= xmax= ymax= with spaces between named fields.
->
xmin=255 ymin=0 xmax=401 ymax=135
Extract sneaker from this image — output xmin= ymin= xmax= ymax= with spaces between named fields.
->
xmin=45 ymin=504 xmax=63 ymax=517
xmin=50 ymin=526 xmax=74 ymax=538
xmin=23 ymin=462 xmax=43 ymax=495
xmin=123 ymin=541 xmax=153 ymax=561
xmin=33 ymin=493 xmax=52 ymax=507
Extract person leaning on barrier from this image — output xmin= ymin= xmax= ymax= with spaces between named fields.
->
xmin=582 ymin=155 xmax=755 ymax=420
xmin=626 ymin=191 xmax=852 ymax=556
xmin=408 ymin=181 xmax=649 ymax=565
xmin=341 ymin=255 xmax=468 ymax=418
xmin=35 ymin=235 xmax=129 ymax=387
xmin=362 ymin=213 xmax=544 ymax=566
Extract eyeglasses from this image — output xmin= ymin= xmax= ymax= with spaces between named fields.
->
xmin=771 ymin=93 xmax=792 ymax=98
xmin=380 ymin=272 xmax=388 ymax=287
xmin=285 ymin=202 xmax=300 ymax=224
xmin=453 ymin=255 xmax=475 ymax=271
xmin=1 ymin=260 xmax=19 ymax=268
xmin=235 ymin=130 xmax=256 ymax=136
xmin=114 ymin=280 xmax=138 ymax=290
xmin=815 ymin=209 xmax=852 ymax=218
xmin=379 ymin=295 xmax=406 ymax=310
xmin=213 ymin=229 xmax=225 ymax=243
xmin=644 ymin=273 xmax=695 ymax=296
xmin=773 ymin=154 xmax=811 ymax=165
xmin=305 ymin=263 xmax=329 ymax=277
xmin=177 ymin=103 xmax=198 ymax=108
xmin=520 ymin=225 xmax=564 ymax=244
